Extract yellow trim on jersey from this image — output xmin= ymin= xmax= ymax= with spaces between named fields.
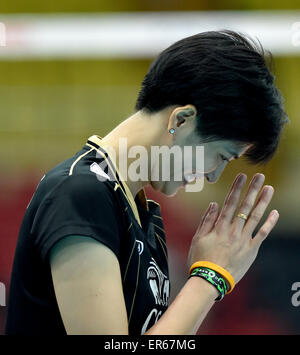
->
xmin=154 ymin=232 xmax=168 ymax=262
xmin=69 ymin=147 xmax=94 ymax=176
xmin=86 ymin=135 xmax=142 ymax=228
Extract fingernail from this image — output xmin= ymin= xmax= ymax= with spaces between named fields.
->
xmin=239 ymin=174 xmax=247 ymax=184
xmin=265 ymin=185 xmax=274 ymax=194
xmin=271 ymin=210 xmax=279 ymax=219
xmin=235 ymin=173 xmax=242 ymax=181
xmin=210 ymin=202 xmax=217 ymax=212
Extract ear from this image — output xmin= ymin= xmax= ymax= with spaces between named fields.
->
xmin=168 ymin=104 xmax=197 ymax=132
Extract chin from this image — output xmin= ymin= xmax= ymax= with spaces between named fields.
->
xmin=204 ymin=173 xmax=219 ymax=184
xmin=206 ymin=177 xmax=218 ymax=184
xmin=205 ymin=179 xmax=215 ymax=185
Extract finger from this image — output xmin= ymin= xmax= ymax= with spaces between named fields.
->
xmin=233 ymin=173 xmax=265 ymax=234
xmin=251 ymin=209 xmax=279 ymax=248
xmin=197 ymin=202 xmax=219 ymax=236
xmin=215 ymin=173 xmax=247 ymax=232
xmin=197 ymin=202 xmax=214 ymax=233
xmin=215 ymin=173 xmax=244 ymax=227
xmin=243 ymin=185 xmax=275 ymax=237
xmin=223 ymin=173 xmax=244 ymax=206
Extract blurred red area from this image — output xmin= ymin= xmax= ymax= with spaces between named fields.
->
xmin=0 ymin=178 xmax=292 ymax=335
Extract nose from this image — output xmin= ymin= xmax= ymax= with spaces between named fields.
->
xmin=206 ymin=161 xmax=227 ymax=183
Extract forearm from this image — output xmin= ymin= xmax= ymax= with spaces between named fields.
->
xmin=144 ymin=276 xmax=218 ymax=335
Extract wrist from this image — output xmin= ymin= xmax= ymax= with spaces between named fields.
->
xmin=189 ymin=261 xmax=235 ymax=294
xmin=189 ymin=266 xmax=228 ymax=301
xmin=186 ymin=274 xmax=219 ymax=300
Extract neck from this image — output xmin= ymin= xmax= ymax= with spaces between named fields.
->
xmin=100 ymin=109 xmax=170 ymax=198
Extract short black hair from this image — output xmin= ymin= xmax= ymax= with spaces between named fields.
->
xmin=135 ymin=30 xmax=289 ymax=164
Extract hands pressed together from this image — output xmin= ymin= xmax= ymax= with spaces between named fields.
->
xmin=188 ymin=173 xmax=279 ymax=285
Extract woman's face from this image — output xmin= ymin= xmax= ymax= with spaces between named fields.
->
xmin=150 ymin=130 xmax=251 ymax=196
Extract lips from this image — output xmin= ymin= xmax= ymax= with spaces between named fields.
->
xmin=205 ymin=174 xmax=210 ymax=182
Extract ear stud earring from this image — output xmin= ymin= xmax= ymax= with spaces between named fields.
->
xmin=169 ymin=128 xmax=175 ymax=134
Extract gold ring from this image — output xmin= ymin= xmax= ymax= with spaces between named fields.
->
xmin=237 ymin=212 xmax=248 ymax=221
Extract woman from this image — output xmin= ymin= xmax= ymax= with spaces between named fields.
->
xmin=5 ymin=30 xmax=288 ymax=335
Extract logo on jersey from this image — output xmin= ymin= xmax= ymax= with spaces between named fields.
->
xmin=90 ymin=162 xmax=111 ymax=180
xmin=147 ymin=258 xmax=169 ymax=307
xmin=141 ymin=258 xmax=170 ymax=334
xmin=136 ymin=240 xmax=144 ymax=255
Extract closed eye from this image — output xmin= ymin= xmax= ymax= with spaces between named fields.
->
xmin=220 ymin=154 xmax=229 ymax=163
